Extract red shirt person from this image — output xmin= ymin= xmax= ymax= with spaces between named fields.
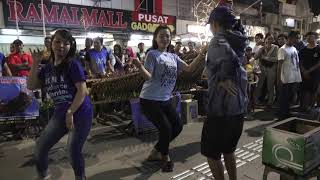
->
xmin=7 ymin=39 xmax=33 ymax=76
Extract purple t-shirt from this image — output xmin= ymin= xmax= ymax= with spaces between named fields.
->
xmin=0 ymin=52 xmax=5 ymax=76
xmin=87 ymin=48 xmax=108 ymax=75
xmin=38 ymin=59 xmax=92 ymax=113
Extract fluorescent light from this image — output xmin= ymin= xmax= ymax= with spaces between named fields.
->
xmin=187 ymin=25 xmax=206 ymax=34
xmin=50 ymin=30 xmax=56 ymax=35
xmin=130 ymin=34 xmax=153 ymax=40
xmin=316 ymin=29 xmax=320 ymax=34
xmin=285 ymin=18 xmax=295 ymax=27
xmin=190 ymin=37 xmax=200 ymax=42
xmin=1 ymin=29 xmax=22 ymax=35
xmin=128 ymin=39 xmax=152 ymax=47
xmin=87 ymin=32 xmax=103 ymax=38
xmin=181 ymin=38 xmax=190 ymax=42
xmin=105 ymin=33 xmax=114 ymax=39
xmin=104 ymin=38 xmax=115 ymax=42
xmin=130 ymin=34 xmax=143 ymax=40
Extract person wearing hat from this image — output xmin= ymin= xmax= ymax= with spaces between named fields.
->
xmin=201 ymin=6 xmax=248 ymax=180
xmin=7 ymin=39 xmax=33 ymax=77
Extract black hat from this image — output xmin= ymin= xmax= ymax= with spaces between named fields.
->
xmin=207 ymin=6 xmax=236 ymax=26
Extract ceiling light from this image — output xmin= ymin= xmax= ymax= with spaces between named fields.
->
xmin=87 ymin=32 xmax=103 ymax=38
xmin=1 ymin=29 xmax=22 ymax=35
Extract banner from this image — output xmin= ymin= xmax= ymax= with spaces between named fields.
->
xmin=3 ymin=0 xmax=176 ymax=34
xmin=0 ymin=77 xmax=39 ymax=120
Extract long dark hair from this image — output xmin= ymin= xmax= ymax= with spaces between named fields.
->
xmin=50 ymin=29 xmax=77 ymax=75
xmin=113 ymin=44 xmax=123 ymax=58
xmin=152 ymin=25 xmax=172 ymax=50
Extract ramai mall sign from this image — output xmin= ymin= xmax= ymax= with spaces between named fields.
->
xmin=3 ymin=0 xmax=176 ymax=34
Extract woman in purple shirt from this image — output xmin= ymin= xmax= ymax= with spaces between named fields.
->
xmin=27 ymin=29 xmax=92 ymax=180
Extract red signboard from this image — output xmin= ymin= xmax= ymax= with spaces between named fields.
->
xmin=3 ymin=0 xmax=176 ymax=34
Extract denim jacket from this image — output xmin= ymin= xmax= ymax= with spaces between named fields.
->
xmin=206 ymin=31 xmax=248 ymax=117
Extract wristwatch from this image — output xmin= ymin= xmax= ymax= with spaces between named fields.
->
xmin=67 ymin=109 xmax=73 ymax=114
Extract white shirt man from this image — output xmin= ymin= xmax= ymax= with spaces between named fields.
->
xmin=277 ymin=31 xmax=302 ymax=120
xmin=278 ymin=44 xmax=302 ymax=84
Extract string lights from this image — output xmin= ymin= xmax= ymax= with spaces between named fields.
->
xmin=193 ymin=0 xmax=218 ymax=43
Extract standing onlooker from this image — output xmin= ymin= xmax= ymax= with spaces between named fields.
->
xmin=174 ymin=42 xmax=183 ymax=58
xmin=182 ymin=47 xmax=187 ymax=54
xmin=252 ymin=33 xmax=264 ymax=55
xmin=299 ymin=32 xmax=320 ymax=110
xmin=40 ymin=37 xmax=52 ymax=65
xmin=277 ymin=31 xmax=302 ymax=120
xmin=167 ymin=44 xmax=175 ymax=53
xmin=244 ymin=46 xmax=254 ymax=65
xmin=104 ymin=45 xmax=116 ymax=73
xmin=254 ymin=33 xmax=279 ymax=106
xmin=7 ymin=39 xmax=33 ymax=77
xmin=201 ymin=6 xmax=248 ymax=180
xmin=27 ymin=29 xmax=93 ymax=180
xmin=0 ymin=52 xmax=12 ymax=76
xmin=9 ymin=43 xmax=15 ymax=54
xmin=136 ymin=42 xmax=146 ymax=63
xmin=38 ymin=36 xmax=52 ymax=101
xmin=294 ymin=31 xmax=306 ymax=52
xmin=277 ymin=34 xmax=287 ymax=48
xmin=132 ymin=25 xmax=207 ymax=172
xmin=274 ymin=34 xmax=288 ymax=104
xmin=272 ymin=31 xmax=279 ymax=46
xmin=113 ymin=44 xmax=125 ymax=74
xmin=79 ymin=38 xmax=93 ymax=68
xmin=86 ymin=37 xmax=113 ymax=78
xmin=123 ymin=41 xmax=135 ymax=63
xmin=183 ymin=41 xmax=198 ymax=60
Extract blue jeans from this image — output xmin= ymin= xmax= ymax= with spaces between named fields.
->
xmin=35 ymin=108 xmax=92 ymax=179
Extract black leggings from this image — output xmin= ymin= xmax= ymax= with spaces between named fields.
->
xmin=140 ymin=98 xmax=183 ymax=156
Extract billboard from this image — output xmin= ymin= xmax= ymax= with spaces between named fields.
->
xmin=3 ymin=0 xmax=176 ymax=34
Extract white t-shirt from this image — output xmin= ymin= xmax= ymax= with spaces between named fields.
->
xmin=252 ymin=45 xmax=263 ymax=54
xmin=140 ymin=50 xmax=184 ymax=101
xmin=278 ymin=44 xmax=302 ymax=83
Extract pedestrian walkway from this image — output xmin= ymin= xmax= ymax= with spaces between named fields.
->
xmin=171 ymin=138 xmax=263 ymax=180
xmin=0 ymin=111 xmax=279 ymax=180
